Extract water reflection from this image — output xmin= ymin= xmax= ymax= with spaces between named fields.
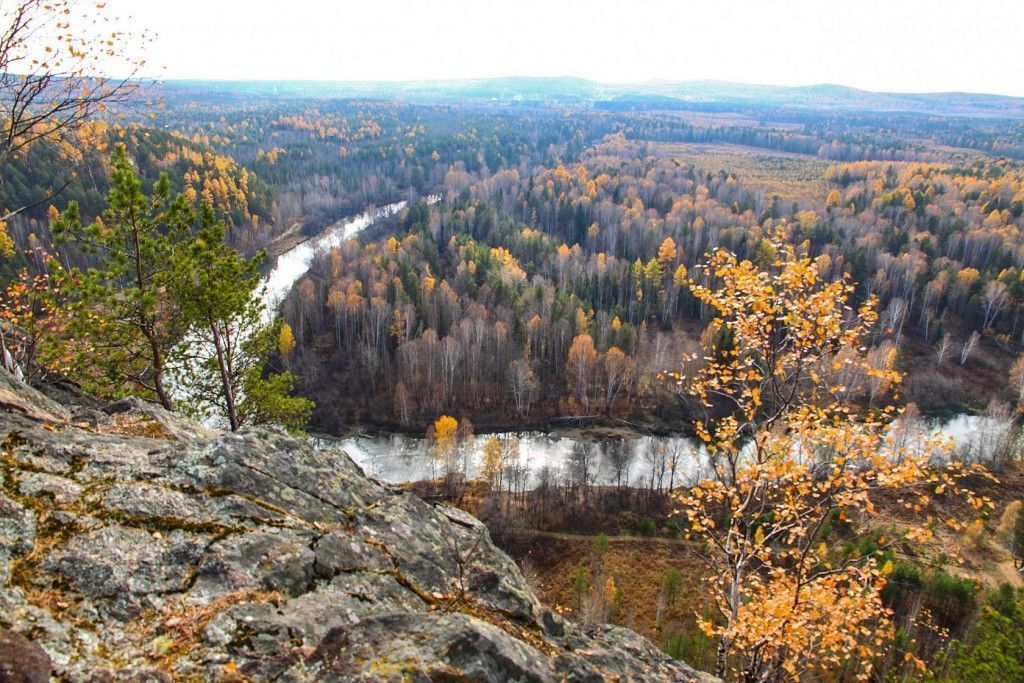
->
xmin=311 ymin=412 xmax=1018 ymax=490
xmin=314 ymin=431 xmax=711 ymax=489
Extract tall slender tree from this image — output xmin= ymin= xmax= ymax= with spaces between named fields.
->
xmin=51 ymin=145 xmax=191 ymax=408
xmin=169 ymin=202 xmax=312 ymax=432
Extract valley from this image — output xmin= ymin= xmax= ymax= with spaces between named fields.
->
xmin=2 ymin=1 xmax=1024 ymax=677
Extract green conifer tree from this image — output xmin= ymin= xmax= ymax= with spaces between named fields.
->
xmin=51 ymin=145 xmax=192 ymax=408
xmin=168 ymin=202 xmax=313 ymax=432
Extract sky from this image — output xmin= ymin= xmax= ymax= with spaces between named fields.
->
xmin=116 ymin=0 xmax=1024 ymax=96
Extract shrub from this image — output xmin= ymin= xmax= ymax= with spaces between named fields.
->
xmin=925 ymin=570 xmax=978 ymax=633
xmin=616 ymin=510 xmax=638 ymax=533
xmin=663 ymin=568 xmax=683 ymax=607
xmin=882 ymin=560 xmax=924 ymax=617
xmin=637 ymin=517 xmax=656 ymax=536
xmin=573 ymin=564 xmax=589 ymax=609
xmin=665 ymin=517 xmax=683 ymax=537
xmin=664 ymin=625 xmax=715 ymax=671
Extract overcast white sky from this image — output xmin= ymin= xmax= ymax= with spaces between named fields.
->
xmin=118 ymin=0 xmax=1024 ymax=96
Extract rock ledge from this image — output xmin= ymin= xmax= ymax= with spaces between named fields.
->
xmin=0 ymin=368 xmax=713 ymax=681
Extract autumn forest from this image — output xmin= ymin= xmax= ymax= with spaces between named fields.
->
xmin=4 ymin=1 xmax=1024 ymax=679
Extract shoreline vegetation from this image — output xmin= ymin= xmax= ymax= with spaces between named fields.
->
xmin=313 ymin=400 xmax=991 ymax=440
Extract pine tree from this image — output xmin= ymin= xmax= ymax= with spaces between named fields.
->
xmin=169 ymin=202 xmax=260 ymax=428
xmin=169 ymin=202 xmax=312 ymax=432
xmin=52 ymin=147 xmax=312 ymax=431
xmin=237 ymin=366 xmax=313 ymax=434
xmin=939 ymin=584 xmax=1024 ymax=681
xmin=51 ymin=145 xmax=192 ymax=408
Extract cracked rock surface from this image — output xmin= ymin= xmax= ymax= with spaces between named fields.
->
xmin=0 ymin=367 xmax=715 ymax=681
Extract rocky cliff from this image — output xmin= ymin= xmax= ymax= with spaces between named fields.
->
xmin=0 ymin=367 xmax=713 ymax=682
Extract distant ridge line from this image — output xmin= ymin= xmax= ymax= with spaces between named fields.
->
xmin=154 ymin=76 xmax=1024 ymax=119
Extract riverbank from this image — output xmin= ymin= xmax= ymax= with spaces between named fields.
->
xmin=259 ymin=221 xmax=307 ymax=270
xmin=313 ymin=409 xmax=691 ymax=440
xmin=300 ymin=329 xmax=1017 ymax=440
xmin=305 ymin=383 xmax=1010 ymax=442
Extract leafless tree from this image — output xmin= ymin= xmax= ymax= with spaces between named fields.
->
xmin=936 ymin=332 xmax=953 ymax=368
xmin=960 ymin=330 xmax=980 ymax=366
xmin=982 ymin=280 xmax=1010 ymax=329
xmin=568 ymin=442 xmax=600 ymax=505
xmin=1 ymin=0 xmax=150 ymax=220
xmin=508 ymin=358 xmax=536 ymax=416
xmin=440 ymin=525 xmax=486 ymax=610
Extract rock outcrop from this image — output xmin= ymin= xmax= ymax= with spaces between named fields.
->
xmin=0 ymin=368 xmax=713 ymax=681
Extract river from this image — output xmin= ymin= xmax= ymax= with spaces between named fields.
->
xmin=262 ymin=201 xmax=1017 ymax=489
xmin=314 ymin=412 xmax=1017 ymax=489
xmin=261 ymin=200 xmax=410 ymax=316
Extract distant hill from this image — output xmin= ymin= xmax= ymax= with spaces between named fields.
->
xmin=159 ymin=76 xmax=1024 ymax=118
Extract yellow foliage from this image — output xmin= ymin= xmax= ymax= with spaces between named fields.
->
xmin=667 ymin=232 xmax=992 ymax=681
xmin=278 ymin=323 xmax=295 ymax=358
xmin=422 ymin=273 xmax=436 ymax=295
xmin=481 ymin=435 xmax=502 ymax=485
xmin=0 ymin=221 xmax=13 ymax=258
xmin=575 ymin=307 xmax=591 ymax=335
xmin=431 ymin=415 xmax=459 ymax=466
xmin=903 ymin=190 xmax=917 ymax=211
xmin=602 ymin=576 xmax=617 ymax=607
xmin=673 ymin=264 xmax=688 ymax=287
xmin=657 ymin=237 xmax=678 ymax=267
xmin=490 ymin=247 xmax=526 ymax=284
xmin=432 ymin=415 xmax=458 ymax=446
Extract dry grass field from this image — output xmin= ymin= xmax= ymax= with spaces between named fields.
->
xmin=648 ymin=141 xmax=830 ymax=199
xmin=511 ymin=531 xmax=718 ymax=671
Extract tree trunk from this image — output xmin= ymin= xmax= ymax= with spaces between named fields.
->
xmin=146 ymin=329 xmax=174 ymax=411
xmin=132 ymin=220 xmax=173 ymax=411
xmin=716 ymin=636 xmax=730 ymax=680
xmin=210 ymin=321 xmax=240 ymax=430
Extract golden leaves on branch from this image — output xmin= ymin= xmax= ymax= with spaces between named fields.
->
xmin=1 ymin=0 xmax=154 ymax=165
xmin=665 ymin=232 xmax=992 ymax=680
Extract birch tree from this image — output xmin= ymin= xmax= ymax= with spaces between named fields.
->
xmin=669 ymin=235 xmax=991 ymax=681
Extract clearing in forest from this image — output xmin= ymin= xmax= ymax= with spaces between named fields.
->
xmin=647 ymin=141 xmax=830 ymax=200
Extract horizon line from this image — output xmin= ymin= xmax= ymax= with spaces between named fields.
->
xmin=147 ymin=75 xmax=1024 ymax=101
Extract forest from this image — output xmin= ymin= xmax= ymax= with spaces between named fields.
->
xmin=280 ymin=130 xmax=1024 ymax=433
xmin=3 ymin=2 xmax=1024 ymax=676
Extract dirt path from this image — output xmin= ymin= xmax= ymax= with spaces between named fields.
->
xmin=517 ymin=528 xmax=691 ymax=547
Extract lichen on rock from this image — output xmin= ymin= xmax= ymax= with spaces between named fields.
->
xmin=0 ymin=367 xmax=714 ymax=681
